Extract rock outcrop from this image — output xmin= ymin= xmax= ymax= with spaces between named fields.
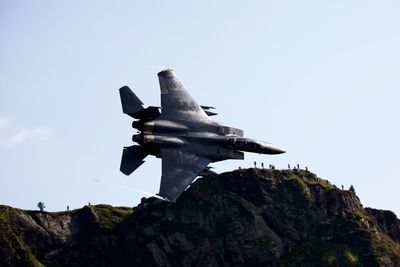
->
xmin=1 ymin=169 xmax=399 ymax=266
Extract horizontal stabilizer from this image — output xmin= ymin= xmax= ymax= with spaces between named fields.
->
xmin=120 ymin=145 xmax=149 ymax=175
xmin=200 ymin=105 xmax=216 ymax=110
xmin=201 ymin=105 xmax=218 ymax=116
xmin=119 ymin=86 xmax=144 ymax=117
xmin=204 ymin=110 xmax=218 ymax=116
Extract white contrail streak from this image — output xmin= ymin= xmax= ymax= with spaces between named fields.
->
xmin=116 ymin=185 xmax=168 ymax=201
xmin=89 ymin=178 xmax=168 ymax=201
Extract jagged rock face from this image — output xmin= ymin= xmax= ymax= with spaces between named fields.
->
xmin=1 ymin=169 xmax=399 ymax=267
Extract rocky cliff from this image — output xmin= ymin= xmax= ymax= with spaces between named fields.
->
xmin=1 ymin=169 xmax=399 ymax=267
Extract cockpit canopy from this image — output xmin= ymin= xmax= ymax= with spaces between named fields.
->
xmin=228 ymin=137 xmax=270 ymax=151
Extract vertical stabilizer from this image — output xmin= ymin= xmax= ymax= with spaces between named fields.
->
xmin=119 ymin=86 xmax=144 ymax=117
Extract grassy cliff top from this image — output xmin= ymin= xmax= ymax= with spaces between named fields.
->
xmin=1 ymin=169 xmax=399 ymax=267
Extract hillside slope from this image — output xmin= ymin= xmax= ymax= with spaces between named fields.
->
xmin=1 ymin=169 xmax=399 ymax=266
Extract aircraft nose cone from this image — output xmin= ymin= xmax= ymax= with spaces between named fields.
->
xmin=273 ymin=147 xmax=286 ymax=154
xmin=266 ymin=145 xmax=286 ymax=154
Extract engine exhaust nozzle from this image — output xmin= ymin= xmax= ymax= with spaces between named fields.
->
xmin=132 ymin=134 xmax=142 ymax=144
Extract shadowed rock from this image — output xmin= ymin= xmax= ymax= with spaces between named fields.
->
xmin=1 ymin=169 xmax=399 ymax=266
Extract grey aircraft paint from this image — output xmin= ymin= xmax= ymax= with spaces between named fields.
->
xmin=119 ymin=69 xmax=285 ymax=201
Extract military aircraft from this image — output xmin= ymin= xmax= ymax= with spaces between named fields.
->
xmin=119 ymin=69 xmax=285 ymax=201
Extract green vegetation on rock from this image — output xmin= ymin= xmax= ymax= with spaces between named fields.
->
xmin=279 ymin=240 xmax=364 ymax=267
xmin=0 ymin=169 xmax=399 ymax=267
xmin=92 ymin=204 xmax=133 ymax=230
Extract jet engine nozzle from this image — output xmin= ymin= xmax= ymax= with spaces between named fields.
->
xmin=132 ymin=121 xmax=142 ymax=129
xmin=132 ymin=134 xmax=143 ymax=144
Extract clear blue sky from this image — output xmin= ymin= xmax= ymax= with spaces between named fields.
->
xmin=1 ymin=1 xmax=399 ymax=215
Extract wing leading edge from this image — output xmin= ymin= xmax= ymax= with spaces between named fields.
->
xmin=158 ymin=69 xmax=209 ymax=122
xmin=159 ymin=148 xmax=211 ymax=201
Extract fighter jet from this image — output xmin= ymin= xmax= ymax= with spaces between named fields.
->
xmin=119 ymin=69 xmax=285 ymax=201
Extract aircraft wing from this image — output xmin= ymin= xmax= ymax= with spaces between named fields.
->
xmin=159 ymin=148 xmax=211 ymax=201
xmin=158 ymin=70 xmax=209 ymax=122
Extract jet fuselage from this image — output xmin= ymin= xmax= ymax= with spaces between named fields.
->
xmin=131 ymin=117 xmax=285 ymax=163
xmin=119 ymin=69 xmax=285 ymax=201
